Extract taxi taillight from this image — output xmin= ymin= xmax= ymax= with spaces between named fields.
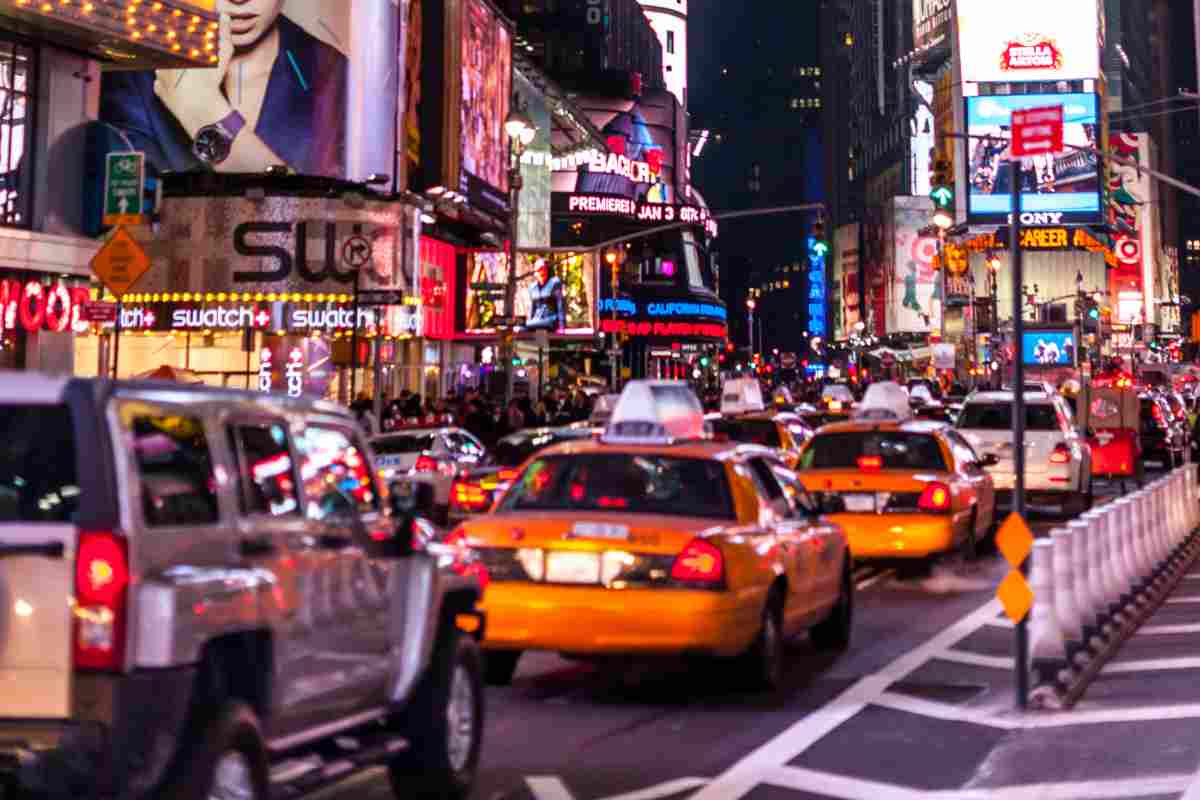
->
xmin=670 ymin=538 xmax=724 ymax=585
xmin=857 ymin=455 xmax=883 ymax=472
xmin=917 ymin=482 xmax=952 ymax=512
xmin=444 ymin=527 xmax=490 ymax=591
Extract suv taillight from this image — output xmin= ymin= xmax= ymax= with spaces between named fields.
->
xmin=917 ymin=482 xmax=952 ymax=512
xmin=670 ymin=538 xmax=724 ymax=584
xmin=73 ymin=530 xmax=129 ymax=672
xmin=1049 ymin=444 xmax=1071 ymax=464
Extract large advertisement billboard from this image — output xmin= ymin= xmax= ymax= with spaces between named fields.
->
xmin=957 ymin=0 xmax=1101 ymax=84
xmin=552 ymin=77 xmax=684 ymax=205
xmin=100 ymin=0 xmax=399 ymax=183
xmin=886 ymin=197 xmax=941 ymax=335
xmin=913 ymin=0 xmax=953 ymax=52
xmin=965 ymin=93 xmax=1101 ymax=225
xmin=459 ymin=0 xmax=512 ymax=199
xmin=463 ymin=252 xmax=596 ymax=336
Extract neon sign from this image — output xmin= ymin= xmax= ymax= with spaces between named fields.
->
xmin=600 ymin=319 xmax=727 ymax=339
xmin=807 ymin=236 xmax=827 ymax=337
xmin=285 ymin=348 xmax=304 ymax=398
xmin=114 ymin=303 xmax=412 ymax=333
xmin=258 ymin=349 xmax=273 ymax=393
xmin=555 ymin=194 xmax=719 ymax=237
xmin=0 ymin=280 xmax=91 ymax=335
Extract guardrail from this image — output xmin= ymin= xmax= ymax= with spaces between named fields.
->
xmin=1027 ymin=465 xmax=1200 ymax=709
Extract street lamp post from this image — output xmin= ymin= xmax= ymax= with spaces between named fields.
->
xmin=502 ymin=103 xmax=537 ymax=407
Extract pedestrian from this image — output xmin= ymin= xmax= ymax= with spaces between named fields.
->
xmin=350 ymin=392 xmax=378 ymax=436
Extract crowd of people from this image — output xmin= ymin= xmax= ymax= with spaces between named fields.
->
xmin=349 ymin=386 xmax=599 ymax=448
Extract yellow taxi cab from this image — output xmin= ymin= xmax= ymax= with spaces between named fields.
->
xmin=707 ymin=378 xmax=812 ymax=468
xmin=447 ymin=380 xmax=852 ymax=689
xmin=795 ymin=382 xmax=997 ymax=562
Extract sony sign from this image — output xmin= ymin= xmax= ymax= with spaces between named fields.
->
xmin=1012 ymin=211 xmax=1065 ymax=226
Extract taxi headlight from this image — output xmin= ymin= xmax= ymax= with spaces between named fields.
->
xmin=516 ymin=548 xmax=545 ymax=581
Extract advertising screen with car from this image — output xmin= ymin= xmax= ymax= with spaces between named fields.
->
xmin=965 ymin=93 xmax=1101 ymax=225
xmin=1022 ymin=329 xmax=1077 ymax=367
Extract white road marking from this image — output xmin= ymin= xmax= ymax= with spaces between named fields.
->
xmin=983 ymin=617 xmax=1015 ymax=629
xmin=1167 ymin=596 xmax=1200 ymax=604
xmin=1104 ymin=656 xmax=1200 ymax=673
xmin=764 ymin=766 xmax=1195 ymax=800
xmin=855 ymin=568 xmax=895 ymax=592
xmin=933 ymin=649 xmax=1012 ymax=670
xmin=873 ymin=691 xmax=1019 ymax=730
xmin=1183 ymin=574 xmax=1200 ymax=581
xmin=526 ymin=776 xmax=576 ymax=800
xmin=1137 ymin=622 xmax=1200 ymax=635
xmin=687 ymin=599 xmax=1002 ymax=800
xmin=1182 ymin=763 xmax=1200 ymax=800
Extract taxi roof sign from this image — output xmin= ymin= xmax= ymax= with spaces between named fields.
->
xmin=853 ymin=381 xmax=912 ymax=422
xmin=721 ymin=378 xmax=765 ymax=415
xmin=589 ymin=394 xmax=621 ymax=426
xmin=603 ymin=380 xmax=707 ymax=445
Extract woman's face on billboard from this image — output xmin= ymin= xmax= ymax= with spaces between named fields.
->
xmin=224 ymin=0 xmax=287 ymax=49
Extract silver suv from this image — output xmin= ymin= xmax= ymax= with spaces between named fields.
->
xmin=0 ymin=374 xmax=485 ymax=799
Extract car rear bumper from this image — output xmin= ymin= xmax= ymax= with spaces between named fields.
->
xmin=826 ymin=512 xmax=963 ymax=559
xmin=479 ymin=583 xmax=762 ymax=658
xmin=0 ymin=667 xmax=196 ymax=799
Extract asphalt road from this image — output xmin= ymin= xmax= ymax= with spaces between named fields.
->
xmin=316 ymin=483 xmax=1134 ymax=800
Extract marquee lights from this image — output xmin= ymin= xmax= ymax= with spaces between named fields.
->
xmin=7 ymin=0 xmax=219 ymax=65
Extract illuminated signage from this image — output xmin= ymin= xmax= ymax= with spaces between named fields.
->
xmin=258 ymin=349 xmax=273 ymax=393
xmin=285 ymin=348 xmax=305 ymax=398
xmin=0 ymin=280 xmax=91 ymax=335
xmin=957 ymin=0 xmax=1101 ymax=83
xmin=1001 ymin=36 xmax=1064 ymax=71
xmin=583 ymin=152 xmax=655 ymax=184
xmin=807 ymin=236 xmax=827 ymax=337
xmin=600 ymin=319 xmax=727 ymax=339
xmin=599 ymin=298 xmax=727 ymax=321
xmin=554 ymin=194 xmax=719 ymax=237
xmin=115 ymin=302 xmax=416 ymax=334
xmin=958 ymin=227 xmax=1110 ymax=254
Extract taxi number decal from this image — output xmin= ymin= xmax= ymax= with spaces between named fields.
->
xmin=569 ymin=522 xmax=631 ymax=541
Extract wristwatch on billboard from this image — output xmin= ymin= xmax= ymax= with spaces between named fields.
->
xmin=193 ymin=110 xmax=247 ymax=165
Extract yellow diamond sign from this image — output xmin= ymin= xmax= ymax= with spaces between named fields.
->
xmin=997 ymin=569 xmax=1033 ymax=623
xmin=995 ymin=512 xmax=1034 ymax=568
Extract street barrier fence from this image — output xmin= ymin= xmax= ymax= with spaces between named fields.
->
xmin=1026 ymin=465 xmax=1200 ymax=709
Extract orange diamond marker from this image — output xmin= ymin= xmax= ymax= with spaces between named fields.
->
xmin=997 ymin=569 xmax=1034 ymax=623
xmin=995 ymin=512 xmax=1034 ymax=568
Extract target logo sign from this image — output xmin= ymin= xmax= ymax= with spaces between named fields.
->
xmin=1115 ymin=236 xmax=1141 ymax=266
xmin=911 ymin=235 xmax=940 ymax=267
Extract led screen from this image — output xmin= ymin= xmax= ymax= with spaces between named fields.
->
xmin=957 ymin=0 xmax=1101 ymax=84
xmin=1022 ymin=330 xmax=1077 ymax=367
xmin=965 ymin=93 xmax=1101 ymax=225
xmin=464 ymin=252 xmax=595 ymax=336
xmin=460 ymin=0 xmax=512 ymax=195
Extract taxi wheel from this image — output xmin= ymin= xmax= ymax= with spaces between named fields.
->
xmin=738 ymin=595 xmax=785 ymax=691
xmin=483 ymin=650 xmax=522 ymax=686
xmin=811 ymin=561 xmax=853 ymax=652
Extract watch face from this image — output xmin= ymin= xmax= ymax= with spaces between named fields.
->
xmin=194 ymin=126 xmax=232 ymax=164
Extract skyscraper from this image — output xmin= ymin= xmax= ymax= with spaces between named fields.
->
xmin=638 ymin=0 xmax=688 ymax=107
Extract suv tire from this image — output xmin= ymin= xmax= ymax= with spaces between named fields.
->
xmin=388 ymin=631 xmax=484 ymax=800
xmin=160 ymin=702 xmax=268 ymax=800
xmin=484 ymin=650 xmax=522 ymax=686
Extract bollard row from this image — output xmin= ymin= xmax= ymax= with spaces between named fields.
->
xmin=1027 ymin=464 xmax=1200 ymax=709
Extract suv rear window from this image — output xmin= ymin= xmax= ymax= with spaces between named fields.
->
xmin=0 ymin=405 xmax=78 ymax=523
xmin=499 ymin=454 xmax=736 ymax=520
xmin=957 ymin=403 xmax=1059 ymax=431
xmin=710 ymin=418 xmax=783 ymax=448
xmin=802 ymin=432 xmax=948 ymax=471
xmin=372 ymin=434 xmax=436 ymax=454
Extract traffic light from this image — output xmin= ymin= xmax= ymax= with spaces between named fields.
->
xmin=809 ymin=219 xmax=829 ymax=259
xmin=511 ymin=356 xmax=523 ymax=367
xmin=930 ymin=158 xmax=954 ymax=229
xmin=700 ymin=356 xmax=710 ymax=367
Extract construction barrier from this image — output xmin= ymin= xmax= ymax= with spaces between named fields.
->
xmin=1028 ymin=465 xmax=1200 ymax=709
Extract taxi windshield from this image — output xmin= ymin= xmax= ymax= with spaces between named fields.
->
xmin=802 ymin=432 xmax=948 ymax=471
xmin=498 ymin=454 xmax=736 ymax=520
xmin=709 ymin=418 xmax=783 ymax=448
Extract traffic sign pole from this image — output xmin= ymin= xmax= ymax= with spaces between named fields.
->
xmin=1011 ymin=150 xmax=1029 ymax=711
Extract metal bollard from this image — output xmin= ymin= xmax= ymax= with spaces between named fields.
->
xmin=1052 ymin=528 xmax=1088 ymax=667
xmin=1028 ymin=538 xmax=1069 ymax=689
xmin=1069 ymin=517 xmax=1105 ymax=649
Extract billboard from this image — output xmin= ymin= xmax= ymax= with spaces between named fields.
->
xmin=886 ymin=197 xmax=942 ymax=334
xmin=913 ymin=0 xmax=953 ymax=52
xmin=459 ymin=0 xmax=513 ymax=198
xmin=100 ymin=0 xmax=399 ymax=183
xmin=1022 ymin=329 xmax=1077 ymax=367
xmin=834 ymin=224 xmax=861 ymax=335
xmin=1107 ymin=132 xmax=1154 ymax=325
xmin=552 ymin=78 xmax=684 ymax=205
xmin=463 ymin=252 xmax=596 ymax=335
xmin=957 ymin=0 xmax=1102 ymax=84
xmin=965 ymin=93 xmax=1101 ymax=225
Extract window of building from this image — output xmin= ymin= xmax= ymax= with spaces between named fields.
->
xmin=0 ymin=35 xmax=34 ymax=229
xmin=666 ymin=30 xmax=675 ymax=54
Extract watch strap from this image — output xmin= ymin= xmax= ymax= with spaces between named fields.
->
xmin=217 ymin=110 xmax=247 ymax=140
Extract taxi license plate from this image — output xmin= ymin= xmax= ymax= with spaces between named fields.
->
xmin=377 ymin=455 xmax=405 ymax=468
xmin=843 ymin=493 xmax=876 ymax=513
xmin=545 ymin=552 xmax=602 ymax=584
